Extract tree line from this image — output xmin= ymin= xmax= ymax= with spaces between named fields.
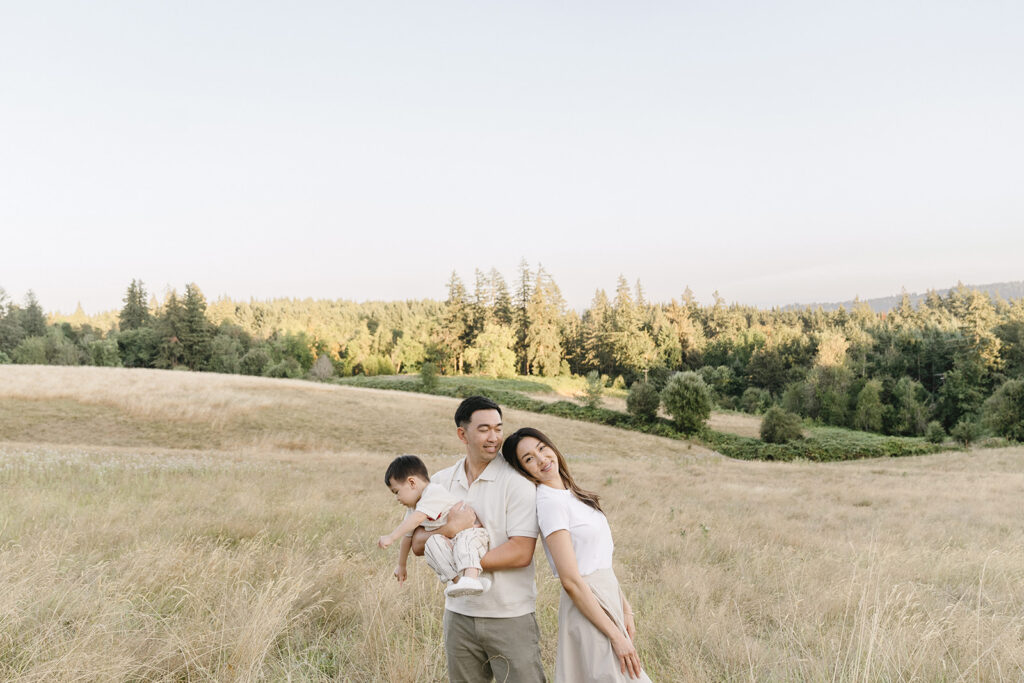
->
xmin=3 ymin=261 xmax=1023 ymax=441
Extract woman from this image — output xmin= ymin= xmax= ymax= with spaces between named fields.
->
xmin=502 ymin=427 xmax=651 ymax=682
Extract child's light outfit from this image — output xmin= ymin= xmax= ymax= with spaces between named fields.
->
xmin=409 ymin=482 xmax=491 ymax=585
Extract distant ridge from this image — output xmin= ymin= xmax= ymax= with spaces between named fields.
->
xmin=782 ymin=280 xmax=1024 ymax=313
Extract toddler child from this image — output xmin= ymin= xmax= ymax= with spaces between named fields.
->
xmin=377 ymin=454 xmax=491 ymax=598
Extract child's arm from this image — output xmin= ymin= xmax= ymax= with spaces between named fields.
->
xmin=394 ymin=535 xmax=412 ymax=584
xmin=378 ymin=510 xmax=429 ymax=549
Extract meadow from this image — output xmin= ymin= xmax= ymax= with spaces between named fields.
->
xmin=1 ymin=365 xmax=1022 ymax=681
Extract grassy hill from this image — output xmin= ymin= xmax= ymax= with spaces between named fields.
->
xmin=2 ymin=366 xmax=1023 ymax=680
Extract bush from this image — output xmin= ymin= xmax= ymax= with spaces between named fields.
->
xmin=88 ymin=338 xmax=122 ymax=367
xmin=760 ymin=406 xmax=804 ymax=444
xmin=310 ymin=354 xmax=335 ymax=381
xmin=626 ymin=381 xmax=661 ymax=422
xmin=264 ymin=357 xmax=302 ymax=379
xmin=661 ymin=371 xmax=712 ymax=435
xmin=925 ymin=421 xmax=946 ymax=444
xmin=739 ymin=387 xmax=772 ymax=414
xmin=240 ymin=347 xmax=271 ymax=376
xmin=982 ymin=378 xmax=1024 ymax=442
xmin=950 ymin=419 xmax=980 ymax=448
xmin=0 ymin=350 xmax=10 ymax=364
xmin=582 ymin=371 xmax=604 ymax=409
xmin=419 ymin=362 xmax=439 ymax=391
xmin=852 ymin=379 xmax=884 ymax=433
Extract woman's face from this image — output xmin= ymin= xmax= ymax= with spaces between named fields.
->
xmin=515 ymin=436 xmax=561 ymax=486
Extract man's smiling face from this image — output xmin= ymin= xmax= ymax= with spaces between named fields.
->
xmin=458 ymin=408 xmax=503 ymax=463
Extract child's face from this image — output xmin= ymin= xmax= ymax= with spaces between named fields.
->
xmin=388 ymin=476 xmax=422 ymax=508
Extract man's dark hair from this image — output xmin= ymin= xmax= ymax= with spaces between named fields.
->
xmin=454 ymin=395 xmax=502 ymax=428
xmin=384 ymin=454 xmax=430 ymax=486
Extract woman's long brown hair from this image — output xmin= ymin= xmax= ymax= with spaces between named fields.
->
xmin=501 ymin=427 xmax=603 ymax=513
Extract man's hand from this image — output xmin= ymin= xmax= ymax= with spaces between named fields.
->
xmin=444 ymin=501 xmax=476 ymax=537
xmin=378 ymin=534 xmax=394 ymax=549
xmin=394 ymin=564 xmax=407 ymax=584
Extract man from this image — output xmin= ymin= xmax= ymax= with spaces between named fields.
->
xmin=412 ymin=395 xmax=545 ymax=682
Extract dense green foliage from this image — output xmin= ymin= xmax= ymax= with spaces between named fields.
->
xmin=661 ymin=372 xmax=712 ymax=434
xmin=760 ymin=407 xmax=804 ymax=444
xmin=5 ymin=270 xmax=1024 ymax=446
xmin=982 ymin=379 xmax=1024 ymax=442
xmin=626 ymin=381 xmax=661 ymax=422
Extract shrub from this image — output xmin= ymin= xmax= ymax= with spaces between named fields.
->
xmin=12 ymin=336 xmax=47 ymax=364
xmin=925 ymin=421 xmax=946 ymax=444
xmin=950 ymin=419 xmax=980 ymax=448
xmin=760 ymin=406 xmax=804 ymax=444
xmin=207 ymin=333 xmax=242 ymax=374
xmin=661 ymin=371 xmax=712 ymax=435
xmin=310 ymin=354 xmax=335 ymax=381
xmin=582 ymin=371 xmax=604 ymax=409
xmin=240 ymin=347 xmax=271 ymax=376
xmin=264 ymin=357 xmax=303 ymax=379
xmin=982 ymin=378 xmax=1024 ymax=442
xmin=419 ymin=362 xmax=439 ymax=391
xmin=626 ymin=381 xmax=661 ymax=422
xmin=739 ymin=387 xmax=772 ymax=414
xmin=852 ymin=379 xmax=884 ymax=433
xmin=0 ymin=350 xmax=10 ymax=364
xmin=88 ymin=338 xmax=122 ymax=367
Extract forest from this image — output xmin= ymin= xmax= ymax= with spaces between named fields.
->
xmin=2 ymin=262 xmax=1022 ymax=442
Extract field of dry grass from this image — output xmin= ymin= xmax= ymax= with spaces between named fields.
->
xmin=2 ymin=365 xmax=1023 ymax=681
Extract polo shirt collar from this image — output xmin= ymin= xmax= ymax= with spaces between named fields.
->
xmin=453 ymin=455 xmax=504 ymax=487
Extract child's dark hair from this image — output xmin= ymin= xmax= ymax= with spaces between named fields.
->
xmin=454 ymin=395 xmax=502 ymax=428
xmin=384 ymin=455 xmax=430 ymax=486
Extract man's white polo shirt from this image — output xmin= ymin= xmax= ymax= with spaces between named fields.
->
xmin=431 ymin=454 xmax=539 ymax=618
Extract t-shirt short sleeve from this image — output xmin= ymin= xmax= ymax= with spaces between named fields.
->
xmin=536 ymin=490 xmax=571 ymax=538
xmin=505 ymin=474 xmax=539 ymax=539
xmin=416 ymin=482 xmax=458 ymax=521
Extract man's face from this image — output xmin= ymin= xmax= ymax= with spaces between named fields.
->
xmin=457 ymin=408 xmax=503 ymax=463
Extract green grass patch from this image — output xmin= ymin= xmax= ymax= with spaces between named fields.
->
xmin=331 ymin=375 xmax=955 ymax=462
xmin=335 ymin=373 xmax=628 ymax=398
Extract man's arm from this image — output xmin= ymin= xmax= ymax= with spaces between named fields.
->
xmin=409 ymin=501 xmax=478 ymax=555
xmin=480 ymin=535 xmax=536 ymax=571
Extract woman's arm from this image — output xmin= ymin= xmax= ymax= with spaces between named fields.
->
xmin=378 ymin=510 xmax=429 ymax=548
xmin=620 ymin=587 xmax=636 ymax=641
xmin=546 ymin=530 xmax=643 ymax=679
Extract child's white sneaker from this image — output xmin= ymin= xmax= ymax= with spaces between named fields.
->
xmin=445 ymin=576 xmax=485 ymax=598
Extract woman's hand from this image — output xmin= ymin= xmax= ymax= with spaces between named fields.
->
xmin=377 ymin=534 xmax=393 ymax=549
xmin=394 ymin=564 xmax=407 ymax=584
xmin=611 ymin=632 xmax=643 ymax=679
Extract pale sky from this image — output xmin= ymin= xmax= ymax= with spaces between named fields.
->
xmin=2 ymin=1 xmax=1022 ymax=314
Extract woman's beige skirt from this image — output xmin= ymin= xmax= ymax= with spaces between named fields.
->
xmin=556 ymin=568 xmax=652 ymax=682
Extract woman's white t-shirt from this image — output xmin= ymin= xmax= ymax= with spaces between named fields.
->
xmin=535 ymin=485 xmax=614 ymax=577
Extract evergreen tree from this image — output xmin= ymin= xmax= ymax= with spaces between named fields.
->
xmin=439 ymin=272 xmax=469 ymax=374
xmin=119 ymin=279 xmax=151 ymax=331
xmin=154 ymin=291 xmax=187 ymax=369
xmin=581 ymin=289 xmax=614 ymax=375
xmin=611 ymin=276 xmax=656 ymax=380
xmin=525 ymin=266 xmax=565 ymax=376
xmin=20 ymin=291 xmax=47 ymax=338
xmin=181 ymin=283 xmax=212 ymax=370
xmin=489 ymin=268 xmax=514 ymax=326
xmin=514 ymin=259 xmax=533 ymax=374
xmin=468 ymin=268 xmax=490 ymax=342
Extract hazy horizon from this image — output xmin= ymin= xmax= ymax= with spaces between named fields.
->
xmin=3 ymin=2 xmax=1022 ymax=314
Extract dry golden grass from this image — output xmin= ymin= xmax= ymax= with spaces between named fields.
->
xmin=1 ymin=365 xmax=1023 ymax=681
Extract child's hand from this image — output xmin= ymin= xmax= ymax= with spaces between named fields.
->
xmin=378 ymin=535 xmax=393 ymax=549
xmin=394 ymin=564 xmax=407 ymax=584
